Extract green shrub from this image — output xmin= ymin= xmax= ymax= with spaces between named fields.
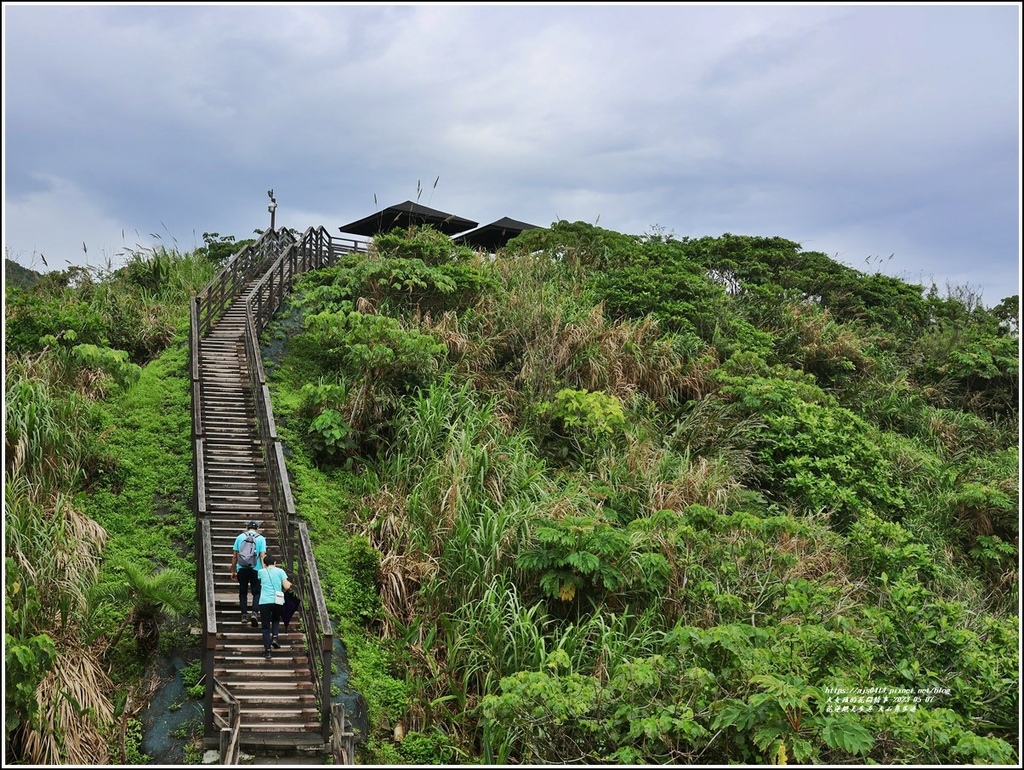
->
xmin=518 ymin=514 xmax=668 ymax=606
xmin=398 ymin=729 xmax=460 ymax=764
xmin=538 ymin=388 xmax=626 ymax=460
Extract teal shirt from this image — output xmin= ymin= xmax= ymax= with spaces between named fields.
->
xmin=257 ymin=565 xmax=288 ymax=606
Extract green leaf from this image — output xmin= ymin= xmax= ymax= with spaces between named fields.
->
xmin=821 ymin=718 xmax=874 ymax=755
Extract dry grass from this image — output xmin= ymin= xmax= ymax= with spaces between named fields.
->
xmin=649 ymin=454 xmax=741 ymax=512
xmin=514 ymin=305 xmax=697 ymax=405
xmin=422 ymin=310 xmax=470 ymax=360
xmin=782 ymin=301 xmax=874 ymax=378
xmin=364 ymin=487 xmax=412 ymax=552
xmin=377 ymin=551 xmax=437 ymax=639
xmin=778 ymin=529 xmax=853 ymax=584
xmin=6 ymin=490 xmax=108 ymax=635
xmin=20 ymin=646 xmax=114 ymax=765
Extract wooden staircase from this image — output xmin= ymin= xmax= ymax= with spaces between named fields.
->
xmin=191 ymin=227 xmax=363 ymax=762
xmin=198 ymin=293 xmax=324 ymax=754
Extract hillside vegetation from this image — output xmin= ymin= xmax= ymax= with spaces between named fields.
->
xmin=4 ymin=223 xmax=1019 ymax=765
xmin=266 ymin=223 xmax=1018 ymax=764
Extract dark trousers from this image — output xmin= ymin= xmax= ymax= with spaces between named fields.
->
xmin=259 ymin=604 xmax=283 ymax=651
xmin=238 ymin=567 xmax=260 ymax=615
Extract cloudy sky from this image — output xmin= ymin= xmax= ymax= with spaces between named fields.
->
xmin=3 ymin=3 xmax=1021 ymax=306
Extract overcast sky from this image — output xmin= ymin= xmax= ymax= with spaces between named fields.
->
xmin=3 ymin=3 xmax=1021 ymax=306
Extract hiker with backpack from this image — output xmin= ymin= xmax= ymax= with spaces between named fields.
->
xmin=229 ymin=519 xmax=266 ymax=627
xmin=257 ymin=552 xmax=292 ymax=660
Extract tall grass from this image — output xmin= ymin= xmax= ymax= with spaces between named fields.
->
xmin=5 ymin=347 xmax=108 ymax=765
xmin=426 ymin=583 xmax=671 ymax=753
xmin=5 ymin=481 xmax=110 ymax=763
xmin=366 ymin=379 xmax=546 ymax=626
xmin=5 ymin=482 xmax=108 ymax=633
xmin=5 ymin=362 xmax=94 ymax=492
xmin=443 ymin=573 xmax=553 ymax=705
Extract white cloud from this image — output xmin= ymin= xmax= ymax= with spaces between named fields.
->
xmin=4 ymin=174 xmax=172 ymax=273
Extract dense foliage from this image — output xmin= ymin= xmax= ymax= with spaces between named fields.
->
xmin=264 ymin=223 xmax=1019 ymax=764
xmin=4 ymin=224 xmax=1018 ymax=765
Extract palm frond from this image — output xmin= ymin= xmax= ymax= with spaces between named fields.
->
xmin=19 ymin=646 xmax=113 ymax=765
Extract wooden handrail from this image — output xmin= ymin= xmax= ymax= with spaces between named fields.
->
xmin=297 ymin=522 xmax=335 ymax=741
xmin=239 ymin=225 xmax=365 ymax=738
xmin=189 ymin=298 xmax=201 ymax=385
xmin=194 ymin=439 xmax=207 ymax=514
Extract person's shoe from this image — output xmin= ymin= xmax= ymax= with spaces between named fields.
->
xmin=264 ymin=651 xmax=272 ymax=660
xmin=250 ymin=614 xmax=259 ymax=628
xmin=271 ymin=636 xmax=281 ymax=649
xmin=240 ymin=613 xmax=249 ymax=625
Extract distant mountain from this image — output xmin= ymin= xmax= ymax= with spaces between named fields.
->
xmin=5 ymin=258 xmax=43 ymax=289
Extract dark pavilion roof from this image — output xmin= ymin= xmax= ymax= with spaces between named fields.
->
xmin=452 ymin=217 xmax=542 ymax=250
xmin=338 ymin=200 xmax=478 ymax=237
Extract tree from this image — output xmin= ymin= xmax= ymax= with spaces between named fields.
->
xmin=98 ymin=561 xmax=193 ymax=654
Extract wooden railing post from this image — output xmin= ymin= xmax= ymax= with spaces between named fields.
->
xmin=213 ymin=678 xmax=241 ymax=764
xmin=331 ymin=702 xmax=355 ymax=764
